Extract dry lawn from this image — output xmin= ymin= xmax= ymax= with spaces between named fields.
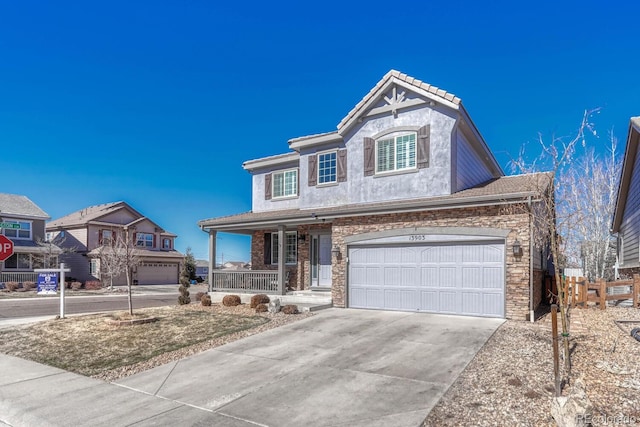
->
xmin=0 ymin=304 xmax=308 ymax=380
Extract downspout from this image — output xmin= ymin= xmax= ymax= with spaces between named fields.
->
xmin=528 ymin=195 xmax=534 ymax=323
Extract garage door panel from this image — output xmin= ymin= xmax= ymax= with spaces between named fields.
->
xmin=349 ymin=241 xmax=505 ymax=318
xmin=462 ymin=267 xmax=482 ymax=288
xmin=439 ymin=267 xmax=457 ymax=287
xmin=483 ymin=267 xmax=503 ymax=289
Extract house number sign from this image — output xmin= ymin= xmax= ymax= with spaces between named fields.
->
xmin=408 ymin=235 xmax=427 ymax=241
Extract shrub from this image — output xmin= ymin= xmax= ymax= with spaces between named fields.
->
xmin=84 ymin=281 xmax=102 ymax=290
xmin=195 ymin=291 xmax=206 ymax=302
xmin=255 ymin=303 xmax=268 ymax=313
xmin=22 ymin=281 xmax=36 ymax=291
xmin=201 ymin=295 xmax=212 ymax=306
xmin=178 ymin=284 xmax=191 ymax=305
xmin=70 ymin=281 xmax=82 ymax=290
xmin=222 ymin=295 xmax=241 ymax=307
xmin=250 ymin=294 xmax=270 ymax=308
xmin=282 ymin=304 xmax=299 ymax=315
xmin=5 ymin=282 xmax=19 ymax=292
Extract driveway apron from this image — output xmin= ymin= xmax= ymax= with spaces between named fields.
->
xmin=116 ymin=308 xmax=503 ymax=427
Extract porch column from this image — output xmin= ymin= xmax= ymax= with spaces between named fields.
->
xmin=208 ymin=230 xmax=216 ymax=292
xmin=278 ymin=225 xmax=285 ymax=295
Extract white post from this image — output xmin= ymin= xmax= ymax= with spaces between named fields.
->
xmin=59 ymin=262 xmax=66 ymax=319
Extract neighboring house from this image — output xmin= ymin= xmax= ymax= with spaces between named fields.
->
xmin=0 ymin=193 xmax=62 ymax=279
xmin=222 ymin=261 xmax=249 ymax=270
xmin=46 ymin=201 xmax=184 ymax=285
xmin=612 ymin=117 xmax=640 ymax=277
xmin=195 ymin=259 xmax=209 ymax=281
xmin=198 ymin=70 xmax=550 ymax=320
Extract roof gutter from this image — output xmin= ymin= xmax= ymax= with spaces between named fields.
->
xmin=200 ymin=192 xmax=542 ymax=232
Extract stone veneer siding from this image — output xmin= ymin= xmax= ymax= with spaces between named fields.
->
xmin=330 ymin=204 xmax=534 ymax=320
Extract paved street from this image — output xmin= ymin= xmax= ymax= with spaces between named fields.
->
xmin=0 ymin=284 xmax=208 ymax=322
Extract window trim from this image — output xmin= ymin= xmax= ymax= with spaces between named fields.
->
xmin=136 ymin=232 xmax=154 ymax=248
xmin=162 ymin=238 xmax=172 ymax=249
xmin=374 ymin=132 xmax=417 ymax=175
xmin=317 ymin=150 xmax=338 ymax=185
xmin=270 ymin=231 xmax=298 ymax=265
xmin=272 ymin=168 xmax=299 ymax=199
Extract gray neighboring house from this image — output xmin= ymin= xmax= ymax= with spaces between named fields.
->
xmin=46 ymin=201 xmax=184 ymax=285
xmin=195 ymin=259 xmax=209 ymax=281
xmin=0 ymin=193 xmax=62 ymax=280
xmin=199 ymin=70 xmax=551 ymax=320
xmin=612 ymin=117 xmax=640 ymax=276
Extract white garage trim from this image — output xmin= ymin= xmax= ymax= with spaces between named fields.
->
xmin=347 ymin=237 xmax=506 ymax=318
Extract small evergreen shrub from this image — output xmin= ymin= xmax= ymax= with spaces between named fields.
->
xmin=250 ymin=294 xmax=270 ymax=308
xmin=195 ymin=291 xmax=206 ymax=302
xmin=222 ymin=295 xmax=241 ymax=306
xmin=84 ymin=281 xmax=102 ymax=290
xmin=70 ymin=281 xmax=82 ymax=290
xmin=201 ymin=295 xmax=212 ymax=306
xmin=5 ymin=282 xmax=19 ymax=292
xmin=255 ymin=303 xmax=268 ymax=313
xmin=22 ymin=281 xmax=36 ymax=291
xmin=282 ymin=304 xmax=299 ymax=315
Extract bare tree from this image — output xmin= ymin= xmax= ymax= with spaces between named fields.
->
xmin=509 ymin=109 xmax=600 ymax=385
xmin=94 ymin=227 xmax=140 ymax=315
xmin=561 ymin=131 xmax=621 ymax=280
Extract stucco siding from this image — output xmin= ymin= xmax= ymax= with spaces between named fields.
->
xmin=456 ymin=131 xmax=494 ymax=191
xmin=252 ymin=169 xmax=301 ymax=213
xmin=99 ymin=209 xmax=138 ymax=225
xmin=297 ymin=105 xmax=455 ymax=210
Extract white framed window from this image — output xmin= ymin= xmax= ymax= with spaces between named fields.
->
xmin=271 ymin=231 xmax=297 ymax=265
xmin=376 ymin=133 xmax=416 ymax=173
xmin=100 ymin=229 xmax=114 ymax=245
xmin=273 ymin=169 xmax=298 ymax=198
xmin=4 ymin=253 xmax=31 ymax=270
xmin=318 ymin=151 xmax=337 ymax=184
xmin=2 ymin=220 xmax=31 ymax=239
xmin=90 ymin=259 xmax=98 ymax=276
xmin=162 ymin=238 xmax=171 ymax=249
xmin=136 ymin=233 xmax=154 ymax=248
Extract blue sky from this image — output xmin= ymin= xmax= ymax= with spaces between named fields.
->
xmin=1 ymin=1 xmax=638 ymax=262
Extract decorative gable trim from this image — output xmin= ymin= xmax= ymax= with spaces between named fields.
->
xmin=337 ymin=70 xmax=461 ymax=136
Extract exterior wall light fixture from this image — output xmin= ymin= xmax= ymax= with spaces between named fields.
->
xmin=331 ymin=245 xmax=340 ymax=257
xmin=513 ymin=239 xmax=523 ymax=260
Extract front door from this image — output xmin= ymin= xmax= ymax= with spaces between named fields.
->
xmin=311 ymin=234 xmax=332 ymax=287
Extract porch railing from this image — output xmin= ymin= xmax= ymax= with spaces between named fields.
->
xmin=210 ymin=270 xmax=280 ymax=294
xmin=0 ymin=272 xmax=39 ymax=283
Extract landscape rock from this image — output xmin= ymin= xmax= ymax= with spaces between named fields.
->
xmin=268 ymin=298 xmax=281 ymax=313
xmin=551 ymin=378 xmax=593 ymax=427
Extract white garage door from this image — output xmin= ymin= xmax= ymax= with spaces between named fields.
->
xmin=136 ymin=263 xmax=179 ymax=285
xmin=348 ymin=242 xmax=505 ymax=317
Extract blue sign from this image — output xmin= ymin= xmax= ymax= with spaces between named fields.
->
xmin=37 ymin=272 xmax=58 ymax=294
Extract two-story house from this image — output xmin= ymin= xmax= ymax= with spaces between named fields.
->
xmin=199 ymin=70 xmax=550 ymax=320
xmin=0 ymin=193 xmax=62 ymax=281
xmin=612 ymin=117 xmax=640 ymax=277
xmin=46 ymin=201 xmax=184 ymax=285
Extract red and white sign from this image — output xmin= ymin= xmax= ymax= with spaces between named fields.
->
xmin=0 ymin=235 xmax=14 ymax=262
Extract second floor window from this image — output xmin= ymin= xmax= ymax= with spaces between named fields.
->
xmin=162 ymin=238 xmax=171 ymax=249
xmin=136 ymin=233 xmax=154 ymax=248
xmin=100 ymin=229 xmax=114 ymax=245
xmin=376 ymin=133 xmax=416 ymax=173
xmin=318 ymin=151 xmax=337 ymax=184
xmin=3 ymin=220 xmax=31 ymax=239
xmin=273 ymin=169 xmax=298 ymax=198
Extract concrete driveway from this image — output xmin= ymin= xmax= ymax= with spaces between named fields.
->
xmin=116 ymin=308 xmax=503 ymax=426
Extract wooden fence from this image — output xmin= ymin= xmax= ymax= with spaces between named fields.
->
xmin=545 ymin=274 xmax=640 ymax=309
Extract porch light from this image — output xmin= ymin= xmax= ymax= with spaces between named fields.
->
xmin=331 ymin=245 xmax=340 ymax=257
xmin=513 ymin=239 xmax=523 ymax=260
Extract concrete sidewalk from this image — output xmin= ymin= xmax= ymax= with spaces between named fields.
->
xmin=0 ymin=309 xmax=503 ymax=427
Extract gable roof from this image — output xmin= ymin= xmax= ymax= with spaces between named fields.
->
xmin=0 ymin=193 xmax=49 ymax=219
xmin=337 ymin=69 xmax=461 ymax=134
xmin=611 ymin=117 xmax=640 ymax=232
xmin=199 ymin=172 xmax=550 ymax=233
xmin=47 ymin=201 xmax=171 ymax=235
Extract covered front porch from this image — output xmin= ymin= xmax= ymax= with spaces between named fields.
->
xmin=201 ymin=219 xmax=335 ymax=297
